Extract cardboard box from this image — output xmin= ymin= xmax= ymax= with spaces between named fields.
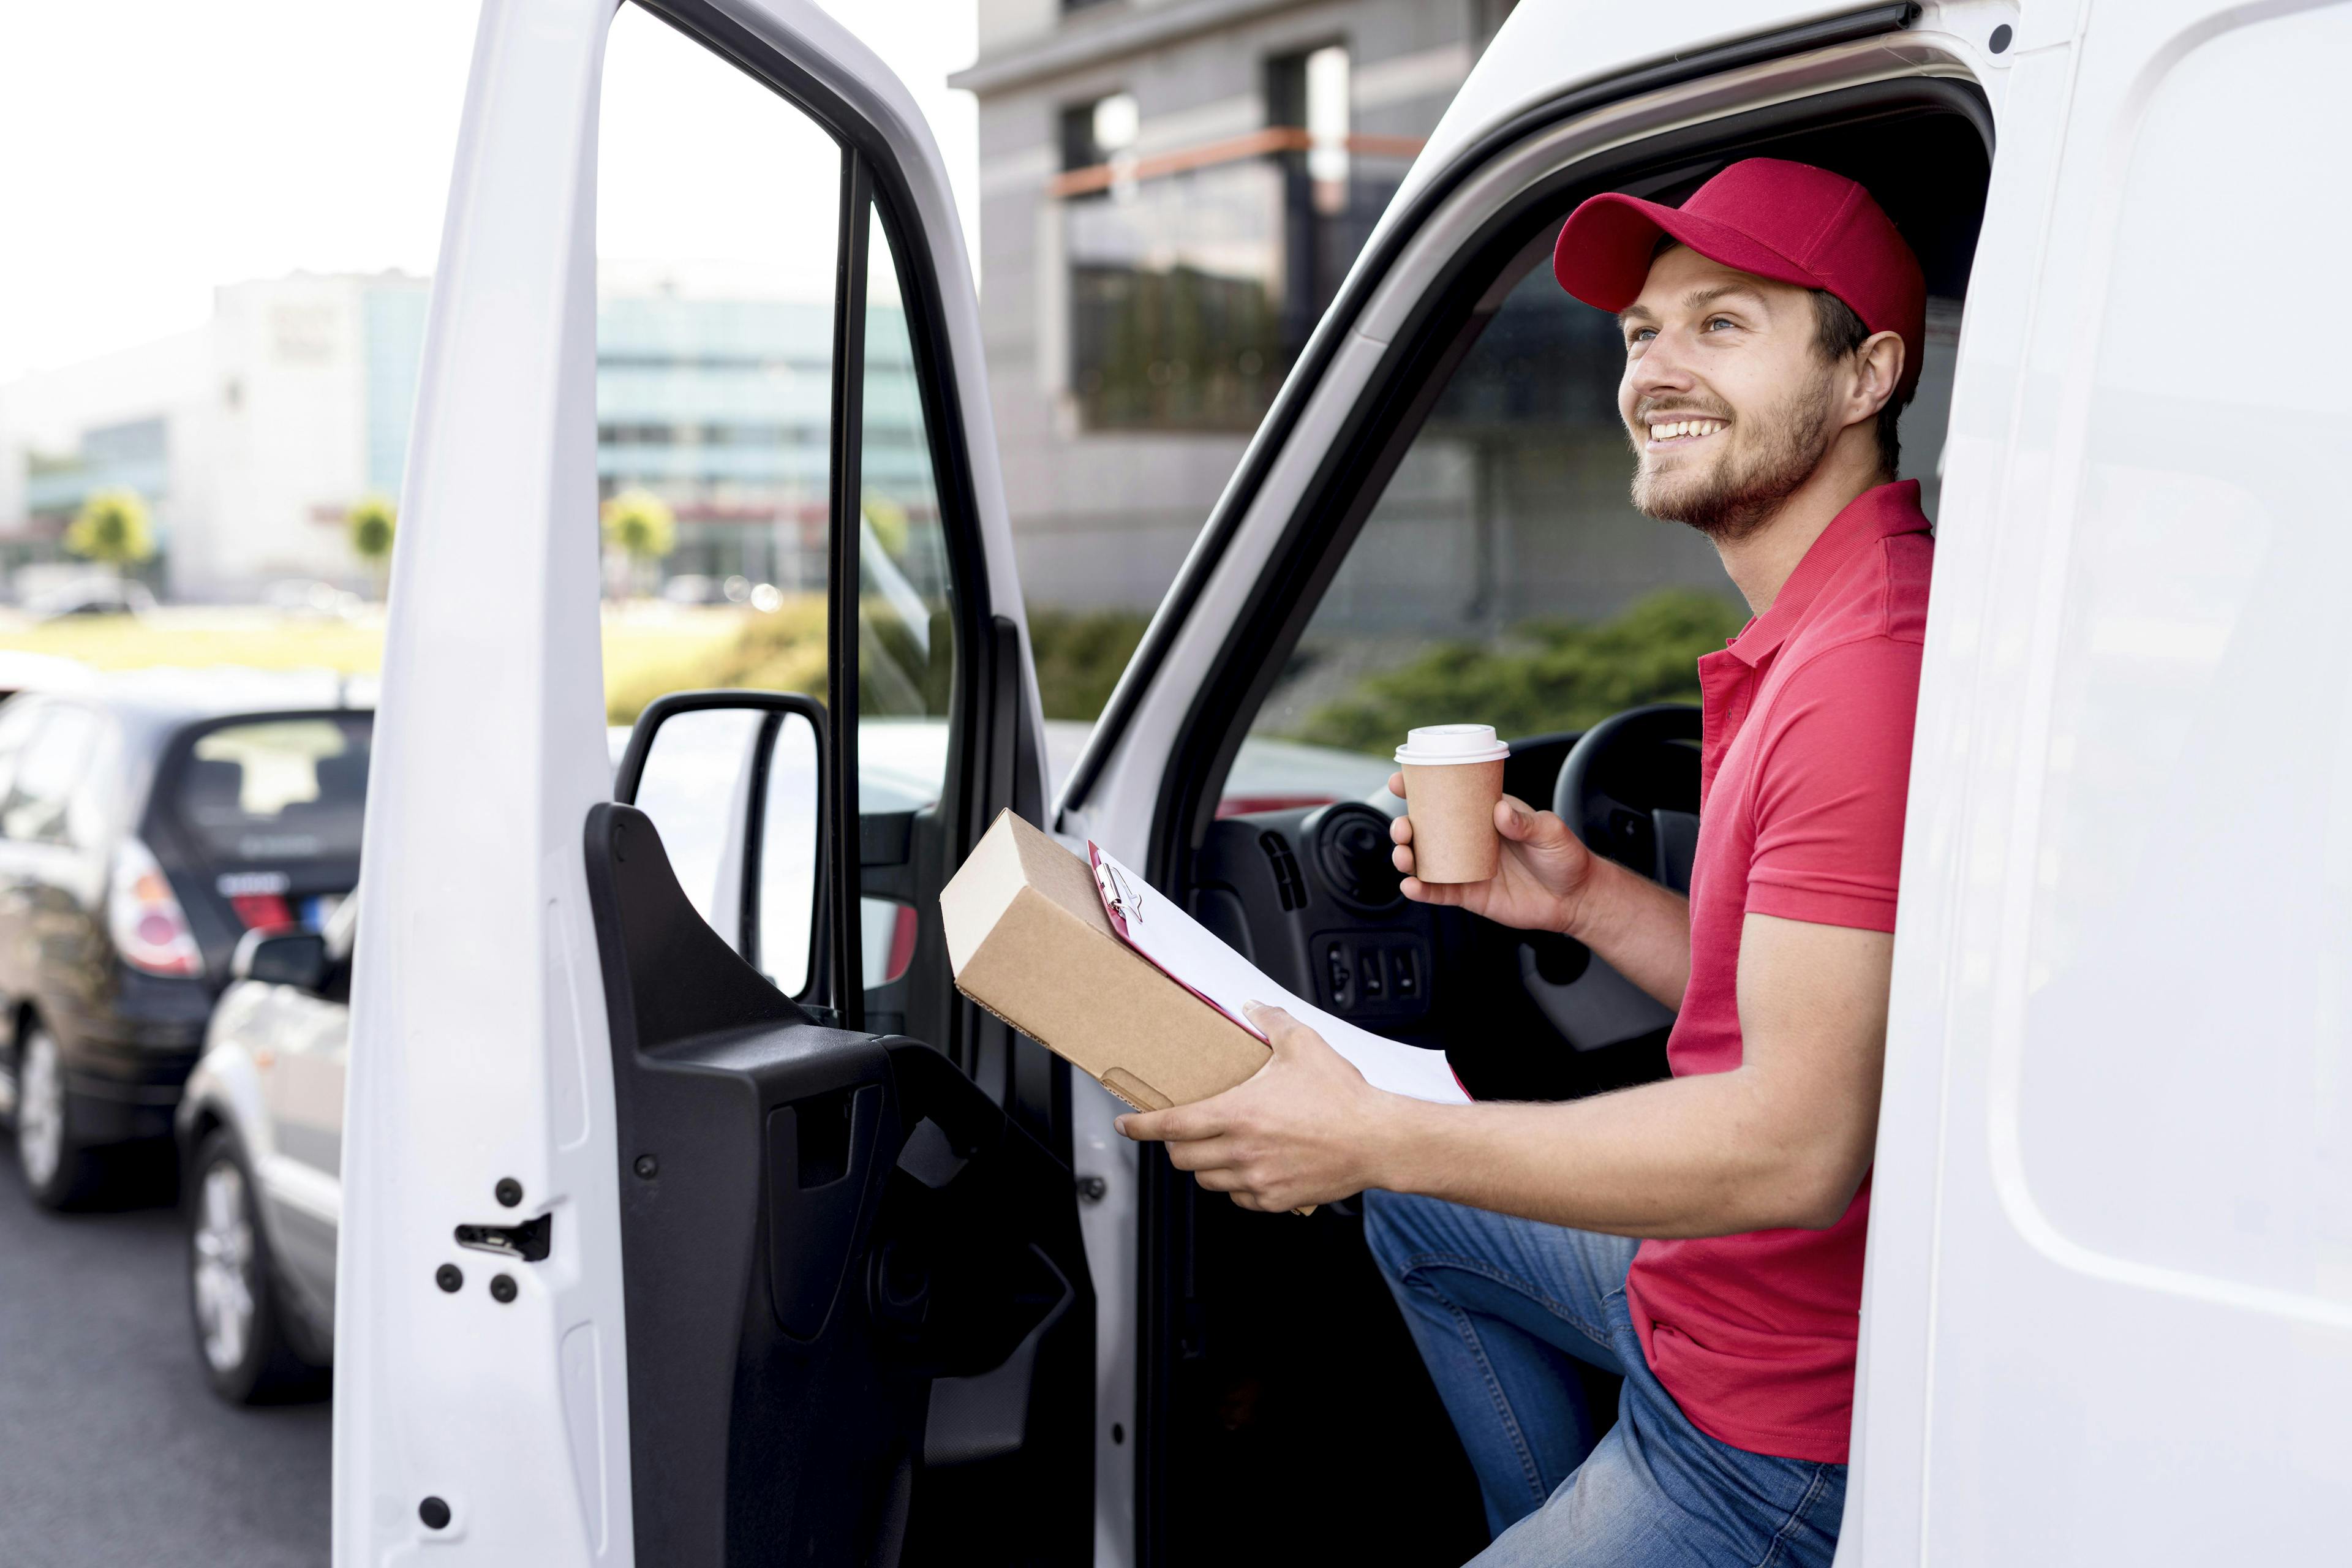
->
xmin=940 ymin=808 xmax=1270 ymax=1114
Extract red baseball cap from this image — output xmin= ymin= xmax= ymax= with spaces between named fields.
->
xmin=1553 ymin=157 xmax=1926 ymax=399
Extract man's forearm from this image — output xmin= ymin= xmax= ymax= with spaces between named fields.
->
xmin=1371 ymin=1072 xmax=1863 ymax=1238
xmin=1564 ymin=856 xmax=1693 ymax=1009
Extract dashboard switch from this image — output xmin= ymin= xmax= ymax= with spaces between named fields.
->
xmin=1390 ymin=947 xmax=1420 ymax=998
xmin=1324 ymin=941 xmax=1352 ymax=1006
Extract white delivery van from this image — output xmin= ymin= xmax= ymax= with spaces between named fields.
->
xmin=335 ymin=1 xmax=2352 ymax=1563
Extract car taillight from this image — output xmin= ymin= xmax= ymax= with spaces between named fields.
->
xmin=109 ymin=838 xmax=204 ymax=978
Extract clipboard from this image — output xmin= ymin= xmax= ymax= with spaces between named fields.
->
xmin=1087 ymin=843 xmax=1470 ymax=1107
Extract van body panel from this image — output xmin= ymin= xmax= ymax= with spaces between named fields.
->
xmin=1863 ymin=1 xmax=2352 ymax=1561
xmin=1402 ymin=2 xmax=1880 ymax=227
xmin=1844 ymin=21 xmax=2083 ymax=1561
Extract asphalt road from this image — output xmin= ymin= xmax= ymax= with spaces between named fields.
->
xmin=0 ymin=1144 xmax=331 ymax=1567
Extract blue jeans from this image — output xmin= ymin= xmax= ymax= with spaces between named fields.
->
xmin=1363 ymin=1191 xmax=1846 ymax=1567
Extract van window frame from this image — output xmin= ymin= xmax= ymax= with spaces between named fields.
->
xmin=620 ymin=1 xmax=1033 ymax=1070
xmin=1145 ymin=74 xmax=1992 ymax=881
xmin=1057 ymin=2 xmax=1931 ymax=826
xmin=1129 ymin=70 xmax=1993 ymax=1566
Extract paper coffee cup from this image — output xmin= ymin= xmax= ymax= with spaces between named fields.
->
xmin=1395 ymin=725 xmax=1508 ymax=883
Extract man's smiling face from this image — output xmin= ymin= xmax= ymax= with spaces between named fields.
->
xmin=1616 ymin=243 xmax=1842 ymax=541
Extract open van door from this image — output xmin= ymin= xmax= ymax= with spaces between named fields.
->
xmin=336 ymin=2 xmax=1090 ymax=1563
xmin=1850 ymin=1 xmax=2352 ymax=1561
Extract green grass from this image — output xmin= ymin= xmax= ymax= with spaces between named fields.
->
xmin=0 ymin=606 xmax=758 ymax=724
xmin=0 ymin=598 xmax=1161 ymax=729
xmin=0 ymin=590 xmax=1747 ymax=748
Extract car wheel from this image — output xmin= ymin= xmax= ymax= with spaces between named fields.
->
xmin=14 ymin=1025 xmax=96 ymax=1209
xmin=187 ymin=1130 xmax=314 ymax=1404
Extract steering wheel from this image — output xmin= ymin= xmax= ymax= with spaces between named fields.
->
xmin=1551 ymin=703 xmax=1703 ymax=894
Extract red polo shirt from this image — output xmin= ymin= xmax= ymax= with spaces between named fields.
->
xmin=1623 ymin=479 xmax=1932 ymax=1464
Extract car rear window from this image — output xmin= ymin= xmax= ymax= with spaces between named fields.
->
xmin=176 ymin=716 xmax=371 ymax=865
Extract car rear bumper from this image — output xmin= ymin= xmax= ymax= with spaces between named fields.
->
xmin=61 ymin=1068 xmax=193 ymax=1143
xmin=45 ymin=982 xmax=213 ymax=1143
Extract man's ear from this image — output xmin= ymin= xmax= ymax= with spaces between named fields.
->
xmin=1853 ymin=329 xmax=1906 ymax=419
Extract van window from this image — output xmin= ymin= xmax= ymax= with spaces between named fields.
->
xmin=1228 ymin=222 xmax=1958 ymax=811
xmin=853 ymin=211 xmax=958 ymax=992
xmin=595 ymin=0 xmax=842 ymax=603
xmin=176 ymin=717 xmax=371 ymax=865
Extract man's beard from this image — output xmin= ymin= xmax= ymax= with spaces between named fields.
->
xmin=1629 ymin=374 xmax=1837 ymax=542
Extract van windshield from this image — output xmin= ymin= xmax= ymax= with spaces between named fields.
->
xmin=175 ymin=715 xmax=372 ymax=865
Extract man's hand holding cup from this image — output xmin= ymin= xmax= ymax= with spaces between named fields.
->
xmin=1387 ymin=723 xmax=1599 ymax=936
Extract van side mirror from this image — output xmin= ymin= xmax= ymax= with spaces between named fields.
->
xmin=614 ymin=690 xmax=826 ymax=997
xmin=233 ymin=929 xmax=330 ymax=992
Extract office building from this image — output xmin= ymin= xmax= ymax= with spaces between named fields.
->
xmin=952 ymin=0 xmax=1519 ymax=612
xmin=0 ymin=272 xmax=429 ymax=600
xmin=0 ymin=271 xmax=921 ymax=601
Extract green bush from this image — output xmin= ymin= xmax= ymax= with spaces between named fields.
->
xmin=1027 ymin=607 xmax=1152 ymax=721
xmin=605 ymin=600 xmax=1155 ymax=726
xmin=1296 ymin=588 xmax=1747 ymax=752
xmin=603 ymin=592 xmax=1740 ymax=744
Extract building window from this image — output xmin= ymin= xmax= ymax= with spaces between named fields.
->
xmin=1058 ymin=46 xmax=1406 ymax=434
xmin=23 ymin=417 xmax=170 ymax=522
xmin=1061 ymin=91 xmax=1137 ymax=173
xmin=1268 ymin=43 xmax=1354 ymax=366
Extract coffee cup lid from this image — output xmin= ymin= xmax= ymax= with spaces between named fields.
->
xmin=1394 ymin=724 xmax=1509 ymax=766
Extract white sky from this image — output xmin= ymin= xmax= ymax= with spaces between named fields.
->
xmin=0 ymin=0 xmax=981 ymax=385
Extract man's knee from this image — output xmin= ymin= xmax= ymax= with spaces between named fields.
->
xmin=1362 ymin=1188 xmax=1473 ymax=1286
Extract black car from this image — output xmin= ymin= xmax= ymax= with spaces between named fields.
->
xmin=0 ymin=674 xmax=370 ymax=1207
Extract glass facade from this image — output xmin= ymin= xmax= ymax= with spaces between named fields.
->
xmin=23 ymin=416 xmax=168 ymax=517
xmin=1065 ymin=161 xmax=1288 ymax=431
xmin=592 ymin=293 xmax=925 ymax=589
xmin=361 ymin=286 xmax=429 ymax=499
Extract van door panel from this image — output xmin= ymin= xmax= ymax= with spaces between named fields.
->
xmin=1856 ymin=3 xmax=2352 ymax=1562
xmin=336 ymin=0 xmax=644 ymax=1558
xmin=583 ymin=801 xmax=1089 ymax=1564
xmin=345 ymin=1 xmax=1068 ymax=1562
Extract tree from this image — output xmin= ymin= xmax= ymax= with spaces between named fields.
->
xmin=600 ymin=488 xmax=676 ymax=596
xmin=65 ymin=487 xmax=157 ymax=569
xmin=347 ymin=493 xmax=397 ymax=592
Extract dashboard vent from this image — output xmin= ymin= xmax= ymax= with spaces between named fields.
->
xmin=1259 ymin=831 xmax=1307 ymax=912
xmin=1310 ymin=803 xmax=1404 ymax=910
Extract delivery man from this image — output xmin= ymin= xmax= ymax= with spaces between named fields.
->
xmin=1118 ymin=158 xmax=1932 ymax=1566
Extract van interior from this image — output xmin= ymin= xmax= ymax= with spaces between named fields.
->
xmin=1140 ymin=87 xmax=1991 ymax=1566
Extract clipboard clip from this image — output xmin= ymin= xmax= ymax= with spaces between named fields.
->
xmin=1093 ymin=853 xmax=1144 ymax=922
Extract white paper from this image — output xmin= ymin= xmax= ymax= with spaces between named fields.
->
xmin=1091 ymin=847 xmax=1470 ymax=1106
